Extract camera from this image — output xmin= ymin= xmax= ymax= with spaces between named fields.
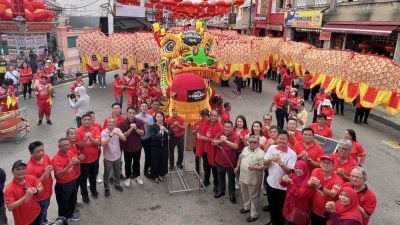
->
xmin=67 ymin=93 xmax=76 ymax=99
xmin=44 ymin=217 xmax=68 ymax=225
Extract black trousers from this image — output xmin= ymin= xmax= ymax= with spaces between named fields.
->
xmin=310 ymin=212 xmax=327 ymax=225
xmin=311 ymin=85 xmax=320 ymax=102
xmin=193 ymin=147 xmax=200 ymax=174
xmin=257 ymin=79 xmax=262 ymax=92
xmin=251 ymin=77 xmax=258 ymax=91
xmin=303 ymin=88 xmax=311 ymax=101
xmin=202 ymin=153 xmax=218 ymax=190
xmin=124 ymin=150 xmax=141 ymax=178
xmin=354 ymin=107 xmax=370 ymax=123
xmin=88 ymin=70 xmax=98 ymax=86
xmin=216 ymin=165 xmax=235 ymax=194
xmin=275 ymin=108 xmax=286 ymax=130
xmin=22 ymin=82 xmax=32 ymax=98
xmin=234 ymin=77 xmax=242 ymax=94
xmin=169 ymin=136 xmax=184 ymax=167
xmin=0 ymin=202 xmax=7 ymax=225
xmin=141 ymin=138 xmax=152 ymax=174
xmin=331 ymin=93 xmax=344 ymax=115
xmin=150 ymin=145 xmax=168 ymax=178
xmin=267 ymin=183 xmax=286 ymax=225
xmin=76 ymin=116 xmax=82 ymax=128
xmin=55 ymin=179 xmax=77 ymax=219
xmin=79 ymin=161 xmax=98 ymax=197
xmin=0 ymin=73 xmax=5 ymax=84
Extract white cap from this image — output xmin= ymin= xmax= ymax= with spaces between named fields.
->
xmin=322 ymin=99 xmax=331 ymax=106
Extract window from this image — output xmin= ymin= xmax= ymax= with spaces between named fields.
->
xmin=272 ymin=0 xmax=285 ymax=13
xmin=67 ymin=36 xmax=77 ymax=48
xmin=315 ymin=0 xmax=328 ymax=5
xmin=296 ymin=0 xmax=306 ymax=7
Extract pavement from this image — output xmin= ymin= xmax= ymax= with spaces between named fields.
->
xmin=1 ymin=74 xmax=400 ymax=225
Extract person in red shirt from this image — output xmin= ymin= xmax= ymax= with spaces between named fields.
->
xmin=52 ymin=137 xmax=81 ymax=221
xmin=19 ymin=62 xmax=33 ymax=99
xmin=196 ymin=110 xmax=223 ymax=192
xmin=333 ymin=139 xmax=358 ymax=182
xmin=193 ymin=109 xmax=209 ymax=174
xmin=308 ymin=154 xmax=343 ymax=225
xmin=113 ymin=74 xmax=124 ymax=106
xmin=26 ymin=141 xmax=53 ymax=225
xmin=318 ymin=99 xmax=335 ymax=127
xmin=294 ymin=128 xmax=324 ymax=171
xmin=269 ymin=84 xmax=288 ymax=130
xmin=136 ymin=78 xmax=161 ymax=109
xmin=221 ymin=102 xmax=231 ymax=123
xmin=312 ymin=87 xmax=331 ymax=122
xmin=43 ymin=59 xmax=55 ymax=85
xmin=287 ymin=117 xmax=303 ymax=148
xmin=146 ymin=99 xmax=161 ymax=116
xmin=281 ymin=68 xmax=292 ymax=88
xmin=212 ymin=120 xmax=240 ymax=203
xmin=288 ymin=88 xmax=302 ymax=113
xmin=123 ymin=69 xmax=140 ymax=108
xmin=233 ymin=115 xmax=249 ymax=153
xmin=103 ymin=103 xmax=127 ymax=129
xmin=76 ymin=114 xmax=101 ymax=204
xmin=303 ymin=71 xmax=312 ymax=101
xmin=4 ymin=160 xmax=44 ymax=225
xmin=34 ymin=76 xmax=53 ymax=125
xmin=309 ymin=114 xmax=333 ymax=138
xmin=0 ymin=80 xmax=9 ymax=112
xmin=344 ymin=129 xmax=366 ymax=166
xmin=345 ymin=167 xmax=377 ymax=225
xmin=166 ymin=108 xmax=186 ymax=170
xmin=70 ymin=72 xmax=84 ymax=93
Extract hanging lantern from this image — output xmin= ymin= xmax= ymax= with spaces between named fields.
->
xmin=234 ymin=0 xmax=244 ymax=6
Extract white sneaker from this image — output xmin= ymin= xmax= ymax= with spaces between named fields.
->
xmin=96 ymin=177 xmax=103 ymax=183
xmin=88 ymin=85 xmax=93 ymax=89
xmin=87 ymin=180 xmax=90 ymax=187
xmin=235 ymin=178 xmax=240 ymax=190
xmin=136 ymin=176 xmax=144 ymax=185
xmin=124 ymin=179 xmax=131 ymax=187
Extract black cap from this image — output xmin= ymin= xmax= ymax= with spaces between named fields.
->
xmin=12 ymin=160 xmax=27 ymax=171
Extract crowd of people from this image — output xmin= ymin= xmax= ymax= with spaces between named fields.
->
xmin=0 ymin=61 xmax=378 ymax=225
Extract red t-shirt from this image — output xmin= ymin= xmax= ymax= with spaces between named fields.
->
xmin=288 ymin=130 xmax=303 ymax=148
xmin=309 ymin=123 xmax=333 ymax=138
xmin=70 ymin=80 xmax=84 ymax=91
xmin=321 ymin=107 xmax=335 ymax=127
xmin=166 ymin=116 xmax=185 ymax=138
xmin=19 ymin=68 xmax=32 ymax=84
xmin=34 ymin=83 xmax=51 ymax=100
xmin=234 ymin=128 xmax=249 ymax=151
xmin=68 ymin=144 xmax=81 ymax=177
xmin=350 ymin=141 xmax=366 ymax=163
xmin=221 ymin=110 xmax=231 ymax=123
xmin=303 ymin=76 xmax=312 ymax=89
xmin=214 ymin=132 xmax=240 ymax=168
xmin=195 ymin=119 xmax=223 ymax=166
xmin=311 ymin=168 xmax=343 ymax=216
xmin=262 ymin=124 xmax=271 ymax=139
xmin=123 ymin=75 xmax=140 ymax=96
xmin=281 ymin=72 xmax=292 ymax=87
xmin=343 ymin=183 xmax=377 ymax=225
xmin=333 ymin=154 xmax=358 ymax=181
xmin=273 ymin=91 xmax=288 ymax=109
xmin=313 ymin=93 xmax=330 ymax=109
xmin=52 ymin=150 xmax=80 ymax=184
xmin=293 ymin=140 xmax=324 ymax=170
xmin=4 ymin=175 xmax=41 ymax=225
xmin=26 ymin=154 xmax=53 ymax=201
xmin=77 ymin=125 xmax=101 ymax=163
xmin=113 ymin=79 xmax=123 ymax=97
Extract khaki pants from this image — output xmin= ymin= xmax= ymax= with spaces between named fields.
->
xmin=240 ymin=181 xmax=261 ymax=218
xmin=103 ymin=158 xmax=122 ymax=190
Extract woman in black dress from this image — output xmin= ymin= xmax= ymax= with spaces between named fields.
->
xmin=150 ymin=111 xmax=169 ymax=183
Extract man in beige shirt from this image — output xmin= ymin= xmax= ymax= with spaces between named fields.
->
xmin=235 ymin=135 xmax=265 ymax=223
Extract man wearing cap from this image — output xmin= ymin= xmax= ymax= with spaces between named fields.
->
xmin=264 ymin=130 xmax=297 ymax=225
xmin=308 ymin=154 xmax=343 ymax=225
xmin=344 ymin=167 xmax=377 ymax=225
xmin=4 ymin=160 xmax=43 ymax=225
xmin=311 ymin=87 xmax=330 ymax=122
xmin=26 ymin=141 xmax=54 ymax=225
xmin=309 ymin=114 xmax=333 ymax=138
xmin=333 ymin=139 xmax=358 ymax=182
xmin=269 ymin=84 xmax=288 ymax=130
xmin=293 ymin=128 xmax=324 ymax=171
xmin=34 ymin=76 xmax=53 ymax=125
xmin=52 ymin=138 xmax=81 ymax=221
xmin=166 ymin=108 xmax=186 ymax=170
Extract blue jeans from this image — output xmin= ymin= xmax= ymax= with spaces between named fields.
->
xmin=38 ymin=197 xmax=51 ymax=224
xmin=98 ymin=72 xmax=106 ymax=87
xmin=115 ymin=96 xmax=123 ymax=106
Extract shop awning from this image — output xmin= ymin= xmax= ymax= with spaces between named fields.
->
xmin=321 ymin=24 xmax=398 ymax=36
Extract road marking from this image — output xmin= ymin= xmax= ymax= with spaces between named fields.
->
xmin=383 ymin=141 xmax=400 ymax=149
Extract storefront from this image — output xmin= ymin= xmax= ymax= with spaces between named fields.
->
xmin=252 ymin=0 xmax=269 ymax=37
xmin=284 ymin=10 xmax=323 ymax=47
xmin=321 ymin=21 xmax=400 ymax=60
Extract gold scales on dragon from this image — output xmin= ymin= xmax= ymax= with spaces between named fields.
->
xmin=77 ymin=21 xmax=400 ymax=123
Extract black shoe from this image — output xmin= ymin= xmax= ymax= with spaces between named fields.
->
xmin=46 ymin=120 xmax=53 ymax=125
xmin=114 ymin=185 xmax=123 ymax=192
xmin=29 ymin=95 xmax=33 ymax=98
xmin=120 ymin=174 xmax=126 ymax=180
xmin=353 ymin=120 xmax=359 ymax=124
xmin=37 ymin=120 xmax=42 ymax=125
xmin=363 ymin=121 xmax=368 ymax=124
xmin=91 ymin=191 xmax=99 ymax=199
xmin=203 ymin=180 xmax=210 ymax=187
xmin=105 ymin=190 xmax=110 ymax=197
xmin=240 ymin=208 xmax=250 ymax=214
xmin=177 ymin=164 xmax=183 ymax=169
xmin=262 ymin=205 xmax=270 ymax=212
xmin=82 ymin=195 xmax=90 ymax=204
xmin=214 ymin=192 xmax=225 ymax=198
xmin=144 ymin=171 xmax=151 ymax=178
xmin=213 ymin=186 xmax=218 ymax=194
xmin=229 ymin=193 xmax=236 ymax=204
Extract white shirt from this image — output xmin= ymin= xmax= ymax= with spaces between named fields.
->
xmin=5 ymin=70 xmax=20 ymax=84
xmin=101 ymin=128 xmax=123 ymax=161
xmin=264 ymin=144 xmax=297 ymax=190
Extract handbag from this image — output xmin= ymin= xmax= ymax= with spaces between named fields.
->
xmin=287 ymin=207 xmax=310 ymax=225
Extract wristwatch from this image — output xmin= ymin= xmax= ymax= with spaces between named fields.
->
xmin=318 ymin=185 xmax=324 ymax=191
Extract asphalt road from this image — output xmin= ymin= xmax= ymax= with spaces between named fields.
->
xmin=0 ymin=75 xmax=399 ymax=225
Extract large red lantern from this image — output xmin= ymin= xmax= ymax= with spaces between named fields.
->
xmin=234 ymin=0 xmax=244 ymax=6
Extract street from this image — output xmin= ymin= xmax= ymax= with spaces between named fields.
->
xmin=1 ymin=74 xmax=399 ymax=225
